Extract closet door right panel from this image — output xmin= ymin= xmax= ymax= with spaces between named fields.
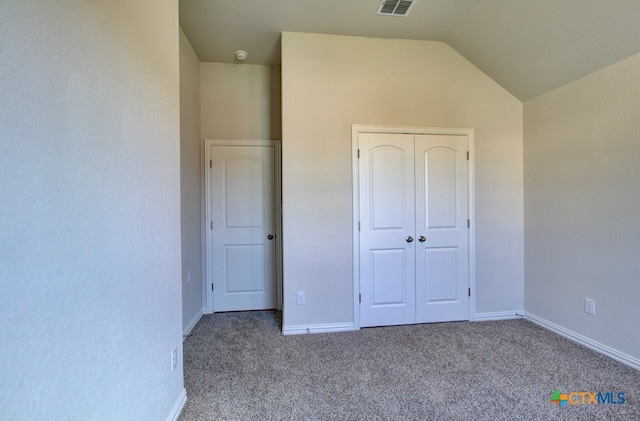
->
xmin=415 ymin=135 xmax=469 ymax=323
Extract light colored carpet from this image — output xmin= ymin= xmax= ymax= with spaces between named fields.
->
xmin=180 ymin=311 xmax=639 ymax=420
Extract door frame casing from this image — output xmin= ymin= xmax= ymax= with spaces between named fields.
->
xmin=204 ymin=139 xmax=283 ymax=314
xmin=351 ymin=125 xmax=476 ymax=329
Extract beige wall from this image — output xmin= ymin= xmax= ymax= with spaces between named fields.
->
xmin=180 ymin=28 xmax=203 ymax=334
xmin=201 ymin=63 xmax=281 ymax=140
xmin=0 ymin=1 xmax=184 ymax=419
xmin=281 ymin=32 xmax=524 ymax=329
xmin=524 ymin=52 xmax=640 ymax=361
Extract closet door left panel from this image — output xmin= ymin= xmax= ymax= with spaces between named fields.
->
xmin=359 ymin=133 xmax=416 ymax=327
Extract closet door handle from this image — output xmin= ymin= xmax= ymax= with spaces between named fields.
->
xmin=406 ymin=236 xmax=414 ymax=243
xmin=418 ymin=236 xmax=426 ymax=242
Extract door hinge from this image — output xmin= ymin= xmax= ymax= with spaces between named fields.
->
xmin=468 ymin=288 xmax=471 ymax=297
xmin=467 ymin=219 xmax=470 ymax=229
xmin=212 ymin=283 xmax=214 ymax=291
xmin=210 ymin=221 xmax=213 ymax=230
xmin=358 ymin=222 xmax=361 ymax=231
xmin=357 ymin=149 xmax=360 ymax=158
xmin=467 ymin=151 xmax=469 ymax=160
xmin=210 ymin=159 xmax=212 ymax=168
xmin=359 ymin=293 xmax=361 ymax=303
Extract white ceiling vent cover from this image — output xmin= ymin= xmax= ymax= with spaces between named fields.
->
xmin=377 ymin=0 xmax=416 ymax=16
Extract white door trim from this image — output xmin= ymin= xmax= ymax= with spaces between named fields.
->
xmin=352 ymin=125 xmax=476 ymax=329
xmin=204 ymin=139 xmax=283 ymax=314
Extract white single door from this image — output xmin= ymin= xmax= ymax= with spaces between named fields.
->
xmin=210 ymin=145 xmax=276 ymax=312
xmin=415 ymin=134 xmax=469 ymax=323
xmin=359 ymin=133 xmax=416 ymax=327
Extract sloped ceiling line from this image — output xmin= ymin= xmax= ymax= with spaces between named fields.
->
xmin=180 ymin=0 xmax=640 ymax=101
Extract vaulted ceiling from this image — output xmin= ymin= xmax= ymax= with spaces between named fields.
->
xmin=180 ymin=0 xmax=640 ymax=101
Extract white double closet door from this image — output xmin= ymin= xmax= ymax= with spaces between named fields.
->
xmin=359 ymin=132 xmax=470 ymax=327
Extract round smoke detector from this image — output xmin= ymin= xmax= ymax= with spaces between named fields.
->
xmin=235 ymin=50 xmax=248 ymax=61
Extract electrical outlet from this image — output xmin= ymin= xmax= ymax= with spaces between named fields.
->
xmin=171 ymin=347 xmax=178 ymax=372
xmin=584 ymin=298 xmax=596 ymax=316
xmin=297 ymin=291 xmax=306 ymax=305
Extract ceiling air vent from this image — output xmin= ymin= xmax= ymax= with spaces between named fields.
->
xmin=377 ymin=0 xmax=416 ymax=16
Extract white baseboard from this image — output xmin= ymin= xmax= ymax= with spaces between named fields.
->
xmin=282 ymin=322 xmax=355 ymax=335
xmin=166 ymin=388 xmax=187 ymax=421
xmin=183 ymin=308 xmax=203 ymax=338
xmin=475 ymin=311 xmax=524 ymax=321
xmin=524 ymin=312 xmax=640 ymax=371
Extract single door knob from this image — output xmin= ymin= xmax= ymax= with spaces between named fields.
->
xmin=267 ymin=234 xmax=274 ymax=240
xmin=419 ymin=236 xmax=426 ymax=242
xmin=406 ymin=236 xmax=414 ymax=243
